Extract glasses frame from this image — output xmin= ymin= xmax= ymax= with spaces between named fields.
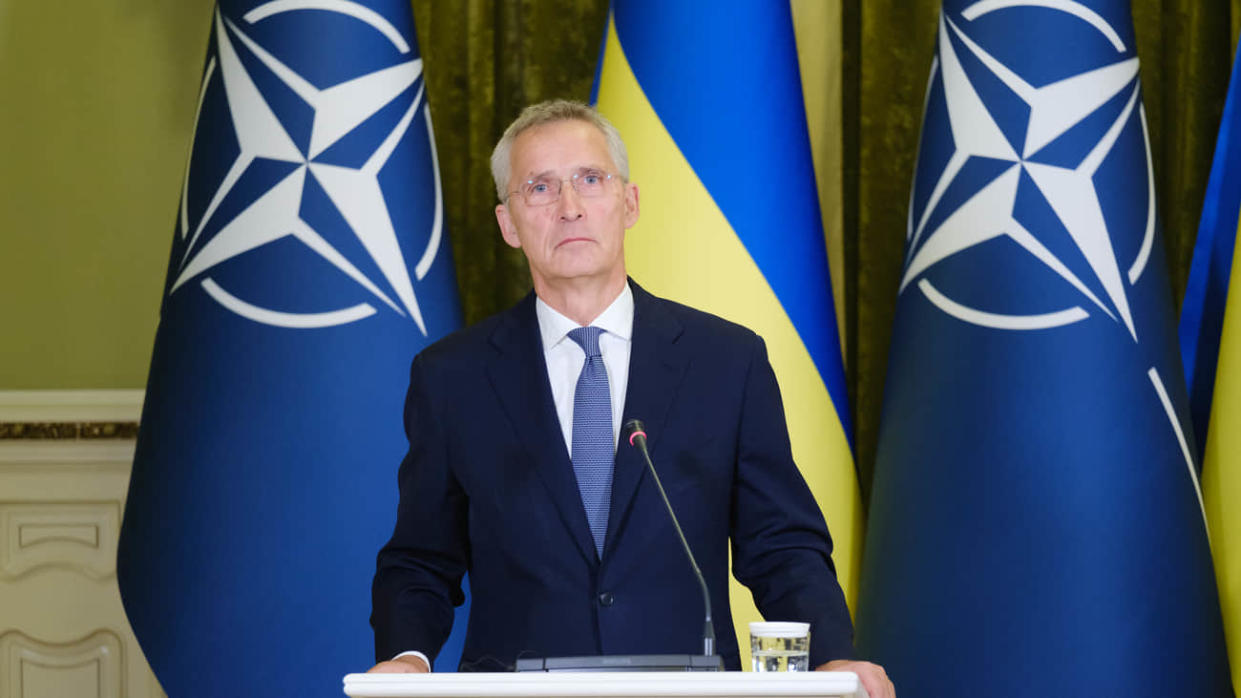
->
xmin=507 ymin=168 xmax=620 ymax=207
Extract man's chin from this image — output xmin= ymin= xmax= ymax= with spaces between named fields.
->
xmin=546 ymin=254 xmax=605 ymax=277
xmin=539 ymin=262 xmax=627 ymax=287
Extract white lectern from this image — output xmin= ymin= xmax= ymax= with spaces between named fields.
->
xmin=342 ymin=671 xmax=864 ymax=698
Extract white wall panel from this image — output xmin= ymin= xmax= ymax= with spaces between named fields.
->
xmin=0 ymin=391 xmax=163 ymax=698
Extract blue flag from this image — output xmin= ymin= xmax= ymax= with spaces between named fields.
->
xmin=117 ymin=2 xmax=464 ymax=695
xmin=856 ymin=2 xmax=1231 ymax=695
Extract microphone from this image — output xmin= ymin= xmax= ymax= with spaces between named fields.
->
xmin=622 ymin=418 xmax=716 ymax=658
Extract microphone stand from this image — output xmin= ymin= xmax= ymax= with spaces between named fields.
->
xmin=625 ymin=420 xmax=716 ymax=658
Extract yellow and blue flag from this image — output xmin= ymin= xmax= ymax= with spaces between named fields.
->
xmin=116 ymin=2 xmax=464 ymax=694
xmin=859 ymin=1 xmax=1230 ymax=695
xmin=1180 ymin=38 xmax=1241 ymax=696
xmin=592 ymin=0 xmax=862 ymax=665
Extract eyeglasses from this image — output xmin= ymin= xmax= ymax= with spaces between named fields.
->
xmin=508 ymin=168 xmax=618 ymax=206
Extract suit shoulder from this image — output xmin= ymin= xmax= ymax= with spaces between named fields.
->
xmin=411 ymin=309 xmax=506 ymax=368
xmin=652 ymin=295 xmax=764 ymax=348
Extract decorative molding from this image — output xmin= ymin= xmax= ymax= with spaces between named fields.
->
xmin=0 ymin=391 xmax=144 ymax=442
xmin=0 ymin=629 xmax=123 ymax=698
xmin=0 ymin=391 xmax=144 ymax=421
xmin=0 ymin=392 xmax=157 ymax=697
xmin=0 ymin=502 xmax=121 ymax=580
xmin=0 ymin=442 xmax=137 ymax=466
xmin=0 ymin=423 xmax=139 ymax=440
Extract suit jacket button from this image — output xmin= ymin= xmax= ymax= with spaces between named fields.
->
xmin=598 ymin=592 xmax=615 ymax=607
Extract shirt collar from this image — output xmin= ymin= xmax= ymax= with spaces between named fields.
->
xmin=536 ymin=282 xmax=635 ymax=351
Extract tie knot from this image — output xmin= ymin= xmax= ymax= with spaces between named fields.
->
xmin=568 ymin=326 xmax=604 ymax=358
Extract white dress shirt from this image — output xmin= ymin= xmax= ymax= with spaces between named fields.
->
xmin=536 ymin=283 xmax=633 ymax=454
xmin=393 ymin=284 xmax=634 ymax=667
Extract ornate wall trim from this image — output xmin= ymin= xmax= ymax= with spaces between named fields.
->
xmin=0 ymin=390 xmax=163 ymax=696
xmin=0 ymin=629 xmax=124 ymax=698
xmin=0 ymin=391 xmax=143 ymax=441
xmin=0 ymin=500 xmax=122 ymax=580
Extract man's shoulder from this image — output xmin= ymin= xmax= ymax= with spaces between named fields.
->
xmin=414 ymin=295 xmax=531 ymax=367
xmin=637 ymin=286 xmax=763 ymax=349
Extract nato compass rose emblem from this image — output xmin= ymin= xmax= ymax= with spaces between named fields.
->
xmin=904 ymin=0 xmax=1206 ymax=525
xmin=903 ymin=0 xmax=1153 ymax=341
xmin=170 ymin=0 xmax=443 ymax=331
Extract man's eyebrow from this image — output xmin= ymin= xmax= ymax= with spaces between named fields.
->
xmin=522 ymin=165 xmax=607 ymax=180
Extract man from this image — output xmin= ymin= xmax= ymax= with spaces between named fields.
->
xmin=369 ymin=100 xmax=893 ymax=697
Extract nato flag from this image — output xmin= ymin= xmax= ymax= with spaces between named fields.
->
xmin=856 ymin=2 xmax=1231 ymax=696
xmin=116 ymin=2 xmax=463 ymax=695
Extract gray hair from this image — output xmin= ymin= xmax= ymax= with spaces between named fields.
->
xmin=490 ymin=99 xmax=630 ymax=202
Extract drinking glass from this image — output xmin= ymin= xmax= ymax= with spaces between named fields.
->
xmin=749 ymin=621 xmax=810 ymax=672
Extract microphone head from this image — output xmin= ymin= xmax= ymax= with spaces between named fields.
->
xmin=623 ymin=418 xmax=647 ymax=447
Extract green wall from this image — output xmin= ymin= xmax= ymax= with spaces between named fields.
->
xmin=0 ymin=1 xmax=213 ymax=389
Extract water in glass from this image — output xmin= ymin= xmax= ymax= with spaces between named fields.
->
xmin=750 ymin=631 xmax=810 ymax=672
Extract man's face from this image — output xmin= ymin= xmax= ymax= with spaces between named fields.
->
xmin=495 ymin=119 xmax=639 ymax=291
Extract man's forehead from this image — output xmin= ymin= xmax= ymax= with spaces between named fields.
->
xmin=511 ymin=119 xmax=613 ymax=172
xmin=517 ymin=117 xmax=602 ymax=141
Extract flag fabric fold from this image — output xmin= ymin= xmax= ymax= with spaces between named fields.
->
xmin=1180 ymin=37 xmax=1241 ymax=697
xmin=592 ymin=0 xmax=862 ymax=667
xmin=858 ymin=2 xmax=1231 ymax=695
xmin=117 ymin=2 xmax=463 ymax=694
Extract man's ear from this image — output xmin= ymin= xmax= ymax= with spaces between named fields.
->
xmin=623 ymin=183 xmax=640 ymax=229
xmin=496 ymin=203 xmax=522 ymax=249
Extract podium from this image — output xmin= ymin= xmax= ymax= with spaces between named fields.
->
xmin=342 ymin=672 xmax=864 ymax=698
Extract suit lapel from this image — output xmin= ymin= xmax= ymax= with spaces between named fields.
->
xmin=484 ymin=293 xmax=598 ymax=566
xmin=604 ymin=282 xmax=689 ymax=557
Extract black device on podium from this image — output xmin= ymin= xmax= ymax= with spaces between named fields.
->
xmin=515 ymin=655 xmax=724 ymax=672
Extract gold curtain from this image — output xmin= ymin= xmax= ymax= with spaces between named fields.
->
xmin=411 ymin=0 xmax=1241 ymax=501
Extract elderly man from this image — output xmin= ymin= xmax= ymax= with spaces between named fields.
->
xmin=369 ymin=100 xmax=893 ymax=697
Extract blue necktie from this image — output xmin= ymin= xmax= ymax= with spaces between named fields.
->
xmin=568 ymin=326 xmax=613 ymax=557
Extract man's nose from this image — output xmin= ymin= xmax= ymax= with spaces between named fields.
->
xmin=557 ymin=182 xmax=585 ymax=220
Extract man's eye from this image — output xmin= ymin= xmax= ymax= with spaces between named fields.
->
xmin=582 ymin=174 xmax=601 ymax=185
xmin=528 ymin=181 xmax=550 ymax=194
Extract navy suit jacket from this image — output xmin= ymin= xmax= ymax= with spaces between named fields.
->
xmin=371 ymin=281 xmax=854 ymax=670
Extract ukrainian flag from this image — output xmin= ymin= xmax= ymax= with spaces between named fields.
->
xmin=1180 ymin=39 xmax=1241 ymax=695
xmin=592 ymin=1 xmax=862 ymax=665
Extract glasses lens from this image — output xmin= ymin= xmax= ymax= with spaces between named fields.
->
xmin=523 ymin=177 xmax=559 ymax=206
xmin=573 ymin=169 xmax=610 ymax=197
xmin=518 ymin=170 xmax=613 ymax=205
